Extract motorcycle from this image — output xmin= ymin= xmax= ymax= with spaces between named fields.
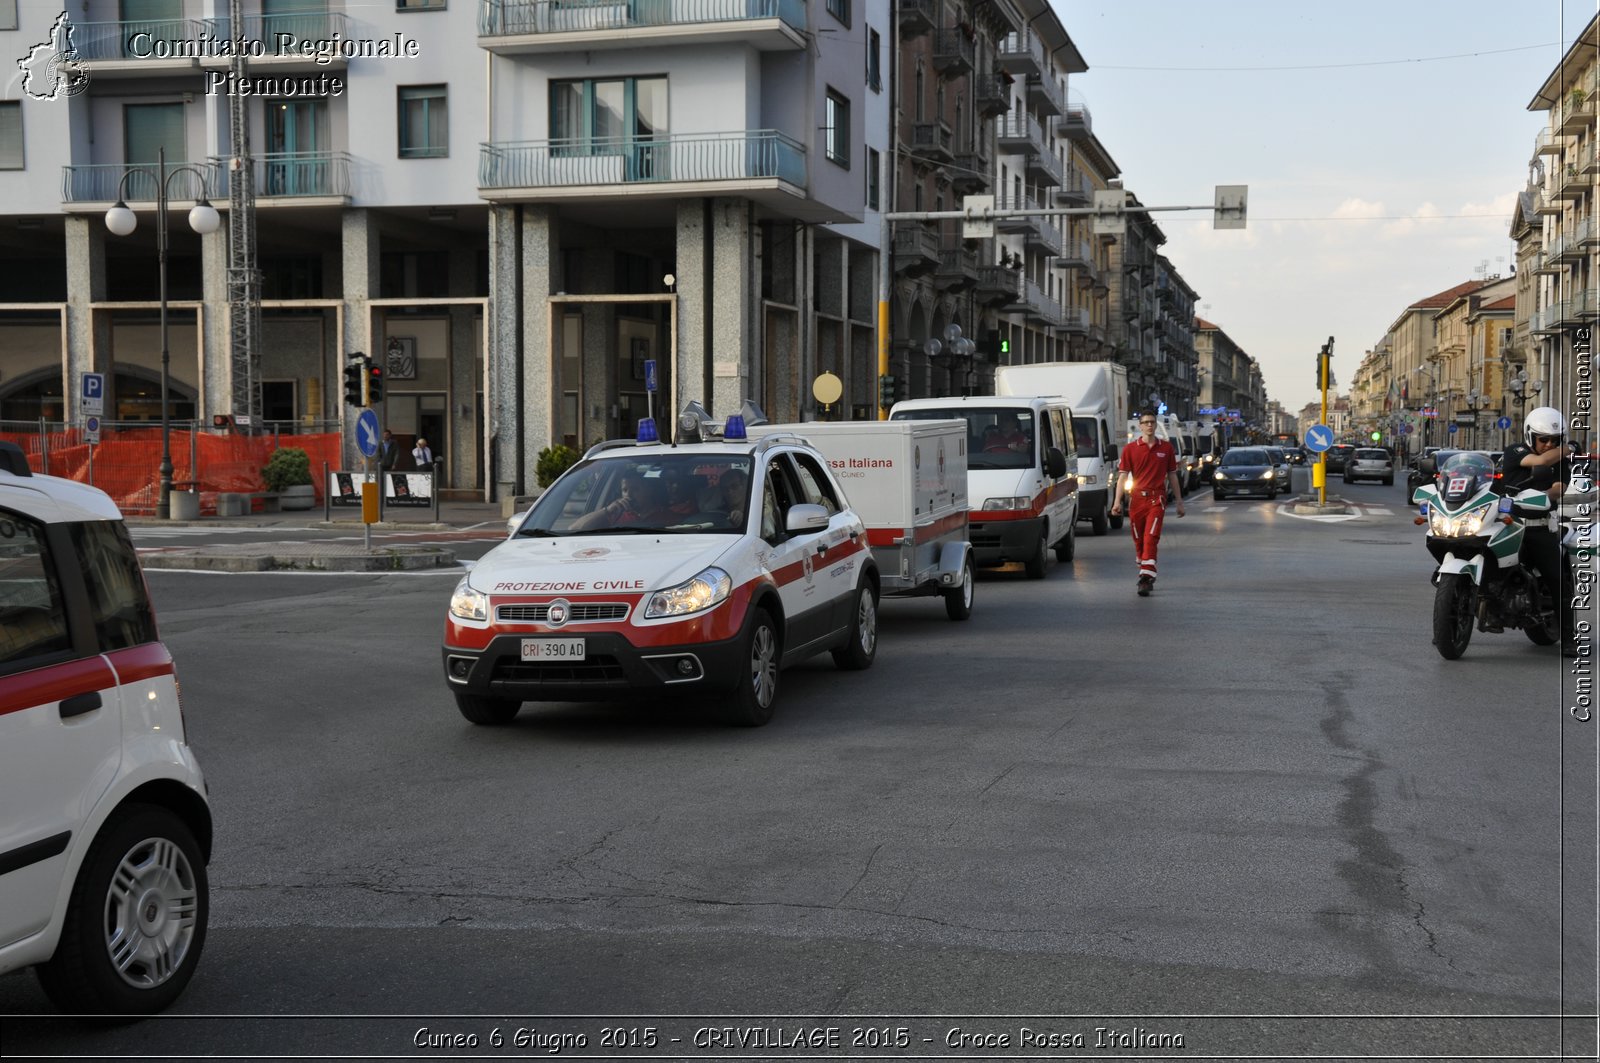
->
xmin=1411 ymin=451 xmax=1563 ymax=660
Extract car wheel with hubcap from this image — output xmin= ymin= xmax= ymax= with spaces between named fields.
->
xmin=454 ymin=692 xmax=522 ymax=725
xmin=832 ymin=580 xmax=879 ymax=669
xmin=944 ymin=560 xmax=974 ymax=621
xmin=37 ymin=804 xmax=208 ymax=1015
xmin=725 ymin=608 xmax=780 ymax=726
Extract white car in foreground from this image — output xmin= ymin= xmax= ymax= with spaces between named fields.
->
xmin=0 ymin=442 xmax=211 ymax=1013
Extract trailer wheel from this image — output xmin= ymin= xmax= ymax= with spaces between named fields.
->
xmin=944 ymin=560 xmax=974 ymax=621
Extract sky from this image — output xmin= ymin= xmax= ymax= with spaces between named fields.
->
xmin=1052 ymin=0 xmax=1598 ymax=414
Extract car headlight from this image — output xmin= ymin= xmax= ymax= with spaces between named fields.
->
xmin=645 ymin=566 xmax=732 ymax=618
xmin=982 ymin=496 xmax=1033 ymax=511
xmin=1214 ymin=470 xmax=1229 ymax=480
xmin=1265 ymin=469 xmax=1276 ymax=479
xmin=450 ymin=577 xmax=488 ymax=621
xmin=1429 ymin=502 xmax=1493 ymax=537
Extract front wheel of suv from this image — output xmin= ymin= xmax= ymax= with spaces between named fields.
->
xmin=455 ymin=692 xmax=522 ymax=725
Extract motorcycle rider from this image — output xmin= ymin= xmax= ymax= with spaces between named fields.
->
xmin=1500 ymin=406 xmax=1576 ymax=656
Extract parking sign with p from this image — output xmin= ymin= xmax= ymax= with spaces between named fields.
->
xmin=81 ymin=372 xmax=105 ymax=416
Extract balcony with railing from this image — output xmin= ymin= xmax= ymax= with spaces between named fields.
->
xmin=1023 ymin=213 xmax=1064 ymax=257
xmin=1055 ymin=168 xmax=1091 ymax=205
xmin=1027 ymin=73 xmax=1064 ymax=116
xmin=479 ymin=0 xmax=807 ymax=52
xmin=1556 ymin=228 xmax=1588 ymax=263
xmin=951 ymin=148 xmax=991 ymax=193
xmin=1535 ymin=190 xmax=1562 ymax=216
xmin=1532 ymin=248 xmax=1562 ymax=274
xmin=910 ymin=121 xmax=953 ymax=165
xmin=896 ymin=0 xmax=936 ymax=38
xmin=1056 ymin=237 xmax=1092 ymax=270
xmin=1583 ymin=144 xmax=1600 ymax=176
xmin=211 ymin=152 xmax=352 ymax=201
xmin=1059 ymin=306 xmax=1089 ymax=334
xmin=935 ymin=243 xmax=979 ymax=292
xmin=1558 ymin=90 xmax=1594 ymax=135
xmin=1059 ymin=94 xmax=1093 ymax=140
xmin=975 ymin=263 xmax=1022 ymax=306
xmin=892 ymin=224 xmax=941 ymax=277
xmin=1009 ymin=277 xmax=1067 ymax=327
xmin=1556 ymin=160 xmax=1590 ymax=199
xmin=975 ymin=70 xmax=1012 ymax=117
xmin=996 ymin=111 xmax=1044 ymax=154
xmin=997 ymin=30 xmax=1045 ymax=78
xmin=70 ymin=12 xmax=355 ymax=71
xmin=479 ymin=131 xmax=806 ymax=201
xmin=1534 ymin=128 xmax=1568 ymax=157
xmin=1531 ymin=302 xmax=1565 ymax=333
xmin=1577 ymin=216 xmax=1598 ymax=249
xmin=1562 ymin=288 xmax=1597 ymax=322
xmin=61 ymin=160 xmax=223 ymax=205
xmin=932 ymin=27 xmax=975 ymax=77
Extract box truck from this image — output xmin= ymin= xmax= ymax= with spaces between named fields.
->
xmin=994 ymin=361 xmax=1127 ymax=535
xmin=748 ymin=419 xmax=976 ymax=619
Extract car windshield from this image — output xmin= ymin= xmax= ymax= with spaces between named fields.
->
xmin=895 ymin=407 xmax=1036 ymax=469
xmin=519 ymin=454 xmax=755 ymax=536
xmin=1221 ymin=449 xmax=1268 ymax=466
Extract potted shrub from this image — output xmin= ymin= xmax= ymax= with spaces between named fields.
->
xmin=536 ymin=444 xmax=580 ymax=489
xmin=261 ymin=446 xmax=316 ymax=510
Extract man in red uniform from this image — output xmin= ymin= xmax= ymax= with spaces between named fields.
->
xmin=1109 ymin=411 xmax=1185 ymax=596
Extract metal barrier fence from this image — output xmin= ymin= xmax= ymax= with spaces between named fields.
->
xmin=0 ymin=420 xmax=342 ymax=516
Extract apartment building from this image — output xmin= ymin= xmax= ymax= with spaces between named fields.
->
xmin=1194 ymin=316 xmax=1259 ymax=437
xmin=1 ymin=0 xmax=888 ymax=497
xmin=1525 ymin=12 xmax=1597 ymax=423
xmin=1 ymin=0 xmax=492 ymax=483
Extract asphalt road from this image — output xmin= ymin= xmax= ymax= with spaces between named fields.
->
xmin=5 ymin=480 xmax=1596 ymax=1061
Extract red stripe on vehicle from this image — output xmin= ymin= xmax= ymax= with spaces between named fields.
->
xmin=0 ymin=657 xmax=117 ymax=718
xmin=106 ymin=643 xmax=174 ymax=685
xmin=865 ymin=511 xmax=967 ymax=547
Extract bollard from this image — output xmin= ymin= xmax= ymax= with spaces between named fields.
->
xmin=431 ymin=459 xmax=441 ymax=524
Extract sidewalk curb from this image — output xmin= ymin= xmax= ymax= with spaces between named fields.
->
xmin=139 ymin=546 xmax=459 ymax=573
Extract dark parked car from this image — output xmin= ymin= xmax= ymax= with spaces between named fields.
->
xmin=1324 ymin=444 xmax=1356 ymax=474
xmin=1262 ymin=446 xmax=1293 ymax=496
xmin=1211 ymin=447 xmax=1279 ymax=500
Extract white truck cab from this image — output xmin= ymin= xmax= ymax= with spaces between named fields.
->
xmin=890 ymin=396 xmax=1078 ymax=579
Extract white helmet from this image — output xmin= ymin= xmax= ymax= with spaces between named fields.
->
xmin=1524 ymin=406 xmax=1564 ymax=446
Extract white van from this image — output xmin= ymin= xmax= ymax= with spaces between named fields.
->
xmin=891 ymin=396 xmax=1078 ymax=578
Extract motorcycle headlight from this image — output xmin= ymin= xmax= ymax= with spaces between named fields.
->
xmin=1429 ymin=502 xmax=1493 ymax=537
xmin=645 ymin=566 xmax=732 ymax=618
xmin=981 ymin=496 xmax=1033 ymax=511
xmin=450 ymin=577 xmax=488 ymax=621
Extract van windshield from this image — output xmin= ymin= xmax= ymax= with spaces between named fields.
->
xmin=1072 ymin=416 xmax=1099 ymax=458
xmin=894 ymin=407 xmax=1036 ymax=469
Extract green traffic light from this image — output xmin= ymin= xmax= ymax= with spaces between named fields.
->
xmin=1370 ymin=431 xmax=1381 ymax=441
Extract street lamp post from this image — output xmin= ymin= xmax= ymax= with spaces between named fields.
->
xmin=105 ymin=147 xmax=221 ymax=520
xmin=1508 ymin=369 xmax=1542 ymax=447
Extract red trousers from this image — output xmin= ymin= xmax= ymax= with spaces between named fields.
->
xmin=1128 ymin=495 xmax=1166 ymax=579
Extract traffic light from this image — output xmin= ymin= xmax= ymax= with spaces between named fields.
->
xmin=343 ymin=356 xmax=366 ymax=407
xmin=879 ymin=374 xmax=897 ymax=410
xmin=367 ymin=364 xmax=384 ymax=404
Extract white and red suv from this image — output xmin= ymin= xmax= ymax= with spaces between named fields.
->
xmin=443 ymin=420 xmax=879 ymax=726
xmin=0 ymin=442 xmax=211 ymax=1013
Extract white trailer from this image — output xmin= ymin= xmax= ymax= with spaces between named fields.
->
xmin=750 ymin=419 xmax=975 ymax=620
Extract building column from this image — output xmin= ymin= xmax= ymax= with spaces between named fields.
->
xmin=341 ymin=208 xmax=379 ymax=466
xmin=520 ymin=205 xmax=557 ymax=488
xmin=487 ymin=204 xmax=521 ymax=497
xmin=200 ymin=228 xmax=228 ymax=422
xmin=676 ymin=197 xmax=754 ymax=419
xmin=447 ymin=245 xmax=478 ymax=494
xmin=64 ymin=216 xmax=108 ymax=422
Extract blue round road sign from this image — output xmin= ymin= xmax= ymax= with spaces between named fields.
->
xmin=1304 ymin=424 xmax=1334 ymax=453
xmin=1497 ymin=415 xmax=1512 ymax=430
xmin=1447 ymin=424 xmax=1458 ymax=435
xmin=356 ymin=409 xmax=381 ymax=458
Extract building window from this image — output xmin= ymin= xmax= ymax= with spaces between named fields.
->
xmin=551 ymin=76 xmax=668 ymax=147
xmin=395 ymin=0 xmax=444 ymax=7
xmin=398 ymin=85 xmax=448 ymax=158
xmin=0 ymin=0 xmax=16 ymax=31
xmin=0 ymin=102 xmax=21 ymax=170
xmin=867 ymin=27 xmax=881 ymax=93
xmin=866 ymin=147 xmax=879 ymax=211
xmin=824 ymin=90 xmax=850 ymax=167
xmin=826 ymin=0 xmax=849 ymax=26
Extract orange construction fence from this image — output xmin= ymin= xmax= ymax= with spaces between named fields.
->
xmin=0 ymin=426 xmax=342 ymax=516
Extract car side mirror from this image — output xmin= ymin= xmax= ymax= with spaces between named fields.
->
xmin=506 ymin=512 xmax=526 ymax=536
xmin=1417 ymin=457 xmax=1437 ymax=477
xmin=1105 ymin=443 xmax=1119 ymax=461
xmin=785 ymin=503 xmax=830 ymax=534
xmin=1045 ymin=447 xmax=1067 ymax=479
